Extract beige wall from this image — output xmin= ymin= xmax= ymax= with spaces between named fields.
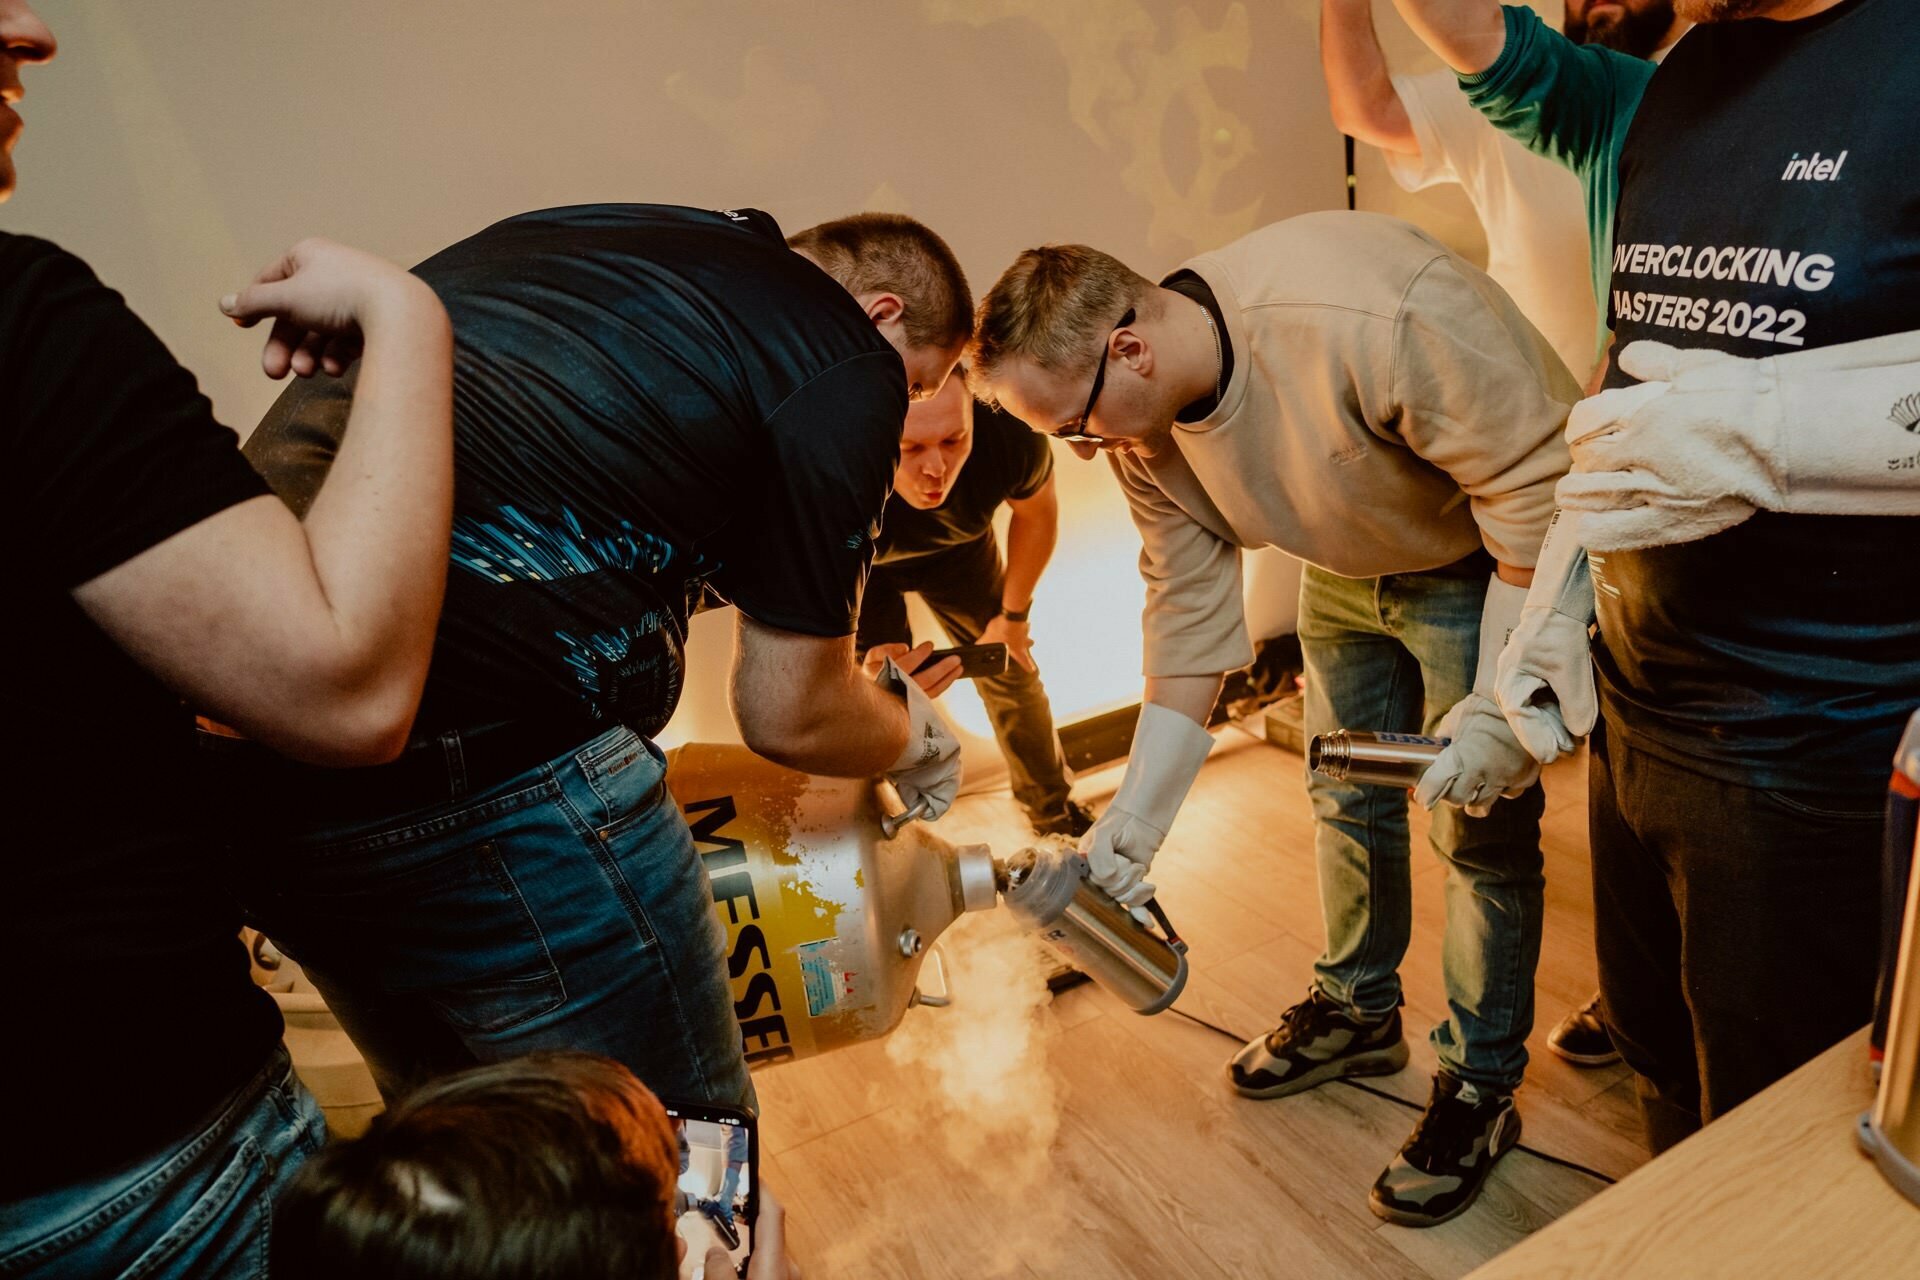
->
xmin=6 ymin=0 xmax=1547 ymax=742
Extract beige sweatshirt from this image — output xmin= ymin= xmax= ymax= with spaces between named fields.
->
xmin=1119 ymin=211 xmax=1578 ymax=678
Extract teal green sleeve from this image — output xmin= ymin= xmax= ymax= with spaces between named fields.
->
xmin=1460 ymin=5 xmax=1655 ymax=361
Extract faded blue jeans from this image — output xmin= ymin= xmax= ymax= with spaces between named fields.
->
xmin=1299 ymin=561 xmax=1546 ymax=1091
xmin=0 ymin=1047 xmax=325 ymax=1280
xmin=226 ymin=726 xmax=752 ymax=1112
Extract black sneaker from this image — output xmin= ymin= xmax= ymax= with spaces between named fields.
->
xmin=1546 ymin=994 xmax=1619 ymax=1066
xmin=697 ymin=1198 xmax=740 ymax=1250
xmin=1031 ymin=798 xmax=1096 ymax=838
xmin=1369 ymin=1073 xmax=1521 ymax=1227
xmin=1228 ymin=988 xmax=1409 ymax=1099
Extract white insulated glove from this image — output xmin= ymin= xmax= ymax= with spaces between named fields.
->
xmin=1080 ymin=702 xmax=1214 ymax=912
xmin=875 ymin=657 xmax=963 ymax=821
xmin=1414 ymin=576 xmax=1541 ymax=817
xmin=1493 ymin=509 xmax=1597 ymax=764
xmin=1560 ymin=335 xmax=1920 ymax=552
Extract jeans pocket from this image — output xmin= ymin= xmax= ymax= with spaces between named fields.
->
xmin=388 ymin=840 xmax=570 ymax=1035
xmin=583 ymin=735 xmax=669 ymax=841
xmin=1756 ymin=788 xmax=1885 ymax=824
xmin=119 ymin=1138 xmax=270 ymax=1280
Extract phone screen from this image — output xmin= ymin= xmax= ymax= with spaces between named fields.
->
xmin=664 ymin=1100 xmax=757 ymax=1278
xmin=925 ymin=642 xmax=1008 ymax=679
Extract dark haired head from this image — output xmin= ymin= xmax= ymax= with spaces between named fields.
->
xmin=271 ymin=1053 xmax=681 ymax=1280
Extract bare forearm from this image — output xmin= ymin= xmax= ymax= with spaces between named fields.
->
xmin=732 ymin=616 xmax=911 ymax=776
xmin=1144 ymin=674 xmax=1225 ymax=728
xmin=299 ymin=281 xmax=454 ymax=718
xmin=1389 ymin=0 xmax=1507 ymax=74
xmin=1321 ymin=0 xmax=1419 ymax=153
xmin=1001 ymin=506 xmax=1056 ymax=612
xmin=1495 ymin=559 xmax=1535 ymax=589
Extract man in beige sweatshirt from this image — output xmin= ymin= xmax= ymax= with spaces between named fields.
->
xmin=969 ymin=210 xmax=1578 ymax=1228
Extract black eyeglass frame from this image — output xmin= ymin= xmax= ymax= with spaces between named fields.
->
xmin=1052 ymin=308 xmax=1136 ymax=443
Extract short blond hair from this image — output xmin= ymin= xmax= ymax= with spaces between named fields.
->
xmin=787 ymin=214 xmax=973 ymax=350
xmin=967 ymin=245 xmax=1156 ymax=402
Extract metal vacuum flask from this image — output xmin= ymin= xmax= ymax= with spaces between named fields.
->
xmin=998 ymin=838 xmax=1189 ymax=1015
xmin=664 ymin=743 xmax=998 ymax=1070
xmin=1860 ymin=709 xmax=1920 ymax=1204
xmin=1309 ymin=730 xmax=1448 ymax=788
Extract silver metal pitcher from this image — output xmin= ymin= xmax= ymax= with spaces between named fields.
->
xmin=998 ymin=838 xmax=1189 ymax=1015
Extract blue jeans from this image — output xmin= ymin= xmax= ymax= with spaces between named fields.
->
xmin=1299 ymin=563 xmax=1546 ymax=1091
xmin=0 ymin=1047 xmax=324 ymax=1280
xmin=229 ymin=726 xmax=752 ymax=1110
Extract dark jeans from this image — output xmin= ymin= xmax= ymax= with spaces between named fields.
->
xmin=1299 ymin=563 xmax=1546 ymax=1092
xmin=1589 ymin=721 xmax=1883 ymax=1152
xmin=858 ymin=532 xmax=1072 ymax=820
xmin=0 ymin=1047 xmax=325 ymax=1280
xmin=224 ymin=726 xmax=752 ymax=1112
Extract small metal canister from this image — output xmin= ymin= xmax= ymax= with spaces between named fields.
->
xmin=998 ymin=839 xmax=1189 ymax=1015
xmin=1860 ymin=708 xmax=1920 ymax=1204
xmin=1309 ymin=729 xmax=1448 ymax=788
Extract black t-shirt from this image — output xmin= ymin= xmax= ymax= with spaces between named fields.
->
xmin=248 ymin=205 xmax=905 ymax=737
xmin=875 ymin=402 xmax=1052 ymax=565
xmin=1597 ymin=0 xmax=1920 ymax=792
xmin=0 ymin=235 xmax=283 ymax=1196
xmin=1163 ymin=270 xmax=1236 ymax=423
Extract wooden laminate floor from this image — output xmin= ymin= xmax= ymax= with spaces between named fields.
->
xmin=757 ymin=727 xmax=1650 ymax=1279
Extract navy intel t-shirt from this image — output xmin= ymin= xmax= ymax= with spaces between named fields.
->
xmin=1596 ymin=0 xmax=1920 ymax=792
xmin=250 ymin=205 xmax=905 ymax=737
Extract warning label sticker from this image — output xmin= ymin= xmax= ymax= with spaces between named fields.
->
xmin=797 ymin=940 xmax=848 ymax=1018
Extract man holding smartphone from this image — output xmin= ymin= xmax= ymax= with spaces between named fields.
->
xmin=858 ymin=373 xmax=1093 ymax=837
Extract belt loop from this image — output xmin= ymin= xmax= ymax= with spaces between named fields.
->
xmin=440 ymin=730 xmax=469 ymax=800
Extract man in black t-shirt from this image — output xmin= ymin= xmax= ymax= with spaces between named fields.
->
xmin=856 ymin=374 xmax=1090 ymax=836
xmin=236 ymin=205 xmax=974 ymax=1108
xmin=0 ymin=6 xmax=460 ymax=1273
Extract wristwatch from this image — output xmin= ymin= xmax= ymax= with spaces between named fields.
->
xmin=1000 ymin=604 xmax=1031 ymax=624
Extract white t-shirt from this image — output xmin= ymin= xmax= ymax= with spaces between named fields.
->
xmin=1387 ymin=69 xmax=1596 ymax=381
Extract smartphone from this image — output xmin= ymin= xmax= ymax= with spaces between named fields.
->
xmin=664 ymin=1098 xmax=758 ymax=1278
xmin=925 ymin=642 xmax=1009 ymax=679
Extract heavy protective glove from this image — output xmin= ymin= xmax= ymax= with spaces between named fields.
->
xmin=1493 ymin=509 xmax=1597 ymax=764
xmin=1560 ymin=335 xmax=1920 ymax=552
xmin=1080 ymin=702 xmax=1214 ymax=912
xmin=1414 ymin=576 xmax=1541 ymax=817
xmin=875 ymin=657 xmax=963 ymax=821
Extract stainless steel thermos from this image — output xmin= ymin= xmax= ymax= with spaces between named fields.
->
xmin=1308 ymin=729 xmax=1448 ymax=787
xmin=998 ymin=838 xmax=1190 ymax=1015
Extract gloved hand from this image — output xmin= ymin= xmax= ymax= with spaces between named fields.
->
xmin=875 ymin=657 xmax=963 ymax=821
xmin=1493 ymin=509 xmax=1597 ymax=764
xmin=1080 ymin=702 xmax=1214 ymax=914
xmin=1559 ymin=335 xmax=1920 ymax=551
xmin=1414 ymin=576 xmax=1540 ymax=816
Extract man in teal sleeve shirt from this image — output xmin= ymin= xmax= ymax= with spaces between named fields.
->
xmin=1394 ymin=0 xmax=1920 ymax=1158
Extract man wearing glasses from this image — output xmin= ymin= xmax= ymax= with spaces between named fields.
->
xmin=969 ymin=210 xmax=1577 ymax=1227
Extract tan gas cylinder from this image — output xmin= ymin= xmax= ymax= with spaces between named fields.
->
xmin=664 ymin=743 xmax=999 ymax=1070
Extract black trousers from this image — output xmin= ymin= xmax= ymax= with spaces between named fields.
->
xmin=856 ymin=532 xmax=1071 ymax=820
xmin=1589 ymin=719 xmax=1883 ymax=1153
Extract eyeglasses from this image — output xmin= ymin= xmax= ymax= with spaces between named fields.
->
xmin=1052 ymin=308 xmax=1135 ymax=443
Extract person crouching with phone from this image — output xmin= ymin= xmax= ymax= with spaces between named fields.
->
xmin=858 ymin=372 xmax=1094 ymax=837
xmin=270 ymin=1053 xmax=798 ymax=1280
